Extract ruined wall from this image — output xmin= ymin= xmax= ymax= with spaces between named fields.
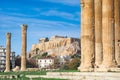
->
xmin=28 ymin=36 xmax=80 ymax=58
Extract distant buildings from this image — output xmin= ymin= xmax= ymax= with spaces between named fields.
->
xmin=38 ymin=58 xmax=54 ymax=69
xmin=0 ymin=46 xmax=15 ymax=72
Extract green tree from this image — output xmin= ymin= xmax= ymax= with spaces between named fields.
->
xmin=41 ymin=52 xmax=48 ymax=57
xmin=71 ymin=53 xmax=80 ymax=58
xmin=68 ymin=58 xmax=80 ymax=70
xmin=45 ymin=37 xmax=49 ymax=42
xmin=60 ymin=61 xmax=69 ymax=70
xmin=53 ymin=57 xmax=60 ymax=69
xmin=26 ymin=59 xmax=38 ymax=68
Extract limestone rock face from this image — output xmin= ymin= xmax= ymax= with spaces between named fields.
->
xmin=28 ymin=36 xmax=80 ymax=58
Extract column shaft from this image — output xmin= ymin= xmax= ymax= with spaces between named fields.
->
xmin=78 ymin=0 xmax=95 ymax=71
xmin=95 ymin=0 xmax=102 ymax=67
xmin=114 ymin=0 xmax=120 ymax=65
xmin=21 ymin=25 xmax=27 ymax=71
xmin=101 ymin=0 xmax=116 ymax=69
xmin=4 ymin=33 xmax=11 ymax=72
xmin=79 ymin=0 xmax=84 ymax=69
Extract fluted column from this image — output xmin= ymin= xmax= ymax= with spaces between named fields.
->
xmin=21 ymin=24 xmax=27 ymax=71
xmin=100 ymin=0 xmax=117 ymax=70
xmin=114 ymin=0 xmax=120 ymax=66
xmin=94 ymin=0 xmax=102 ymax=68
xmin=78 ymin=0 xmax=95 ymax=72
xmin=4 ymin=33 xmax=11 ymax=72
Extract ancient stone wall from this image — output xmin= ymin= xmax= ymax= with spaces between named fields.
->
xmin=28 ymin=36 xmax=80 ymax=58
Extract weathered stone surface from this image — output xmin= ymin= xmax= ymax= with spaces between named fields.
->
xmin=4 ymin=33 xmax=11 ymax=72
xmin=78 ymin=0 xmax=120 ymax=72
xmin=28 ymin=36 xmax=80 ymax=57
xmin=78 ymin=0 xmax=95 ymax=72
xmin=21 ymin=24 xmax=27 ymax=71
xmin=100 ymin=0 xmax=117 ymax=68
xmin=94 ymin=0 xmax=102 ymax=68
xmin=114 ymin=0 xmax=120 ymax=66
xmin=12 ymin=66 xmax=20 ymax=72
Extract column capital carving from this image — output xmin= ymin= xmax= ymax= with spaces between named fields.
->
xmin=80 ymin=0 xmax=84 ymax=7
xmin=21 ymin=24 xmax=28 ymax=31
xmin=6 ymin=33 xmax=11 ymax=38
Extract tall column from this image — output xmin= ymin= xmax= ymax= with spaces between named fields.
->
xmin=115 ymin=0 xmax=120 ymax=66
xmin=78 ymin=0 xmax=84 ymax=70
xmin=4 ymin=33 xmax=11 ymax=72
xmin=21 ymin=24 xmax=27 ymax=71
xmin=100 ymin=0 xmax=117 ymax=70
xmin=94 ymin=0 xmax=102 ymax=68
xmin=78 ymin=0 xmax=95 ymax=71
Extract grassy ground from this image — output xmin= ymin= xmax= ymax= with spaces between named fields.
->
xmin=0 ymin=70 xmax=46 ymax=75
xmin=0 ymin=70 xmax=70 ymax=80
xmin=0 ymin=70 xmax=78 ymax=75
xmin=33 ymin=78 xmax=67 ymax=80
xmin=0 ymin=71 xmax=46 ymax=80
xmin=0 ymin=77 xmax=66 ymax=80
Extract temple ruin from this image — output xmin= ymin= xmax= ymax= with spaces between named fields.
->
xmin=3 ymin=0 xmax=120 ymax=73
xmin=78 ymin=0 xmax=120 ymax=72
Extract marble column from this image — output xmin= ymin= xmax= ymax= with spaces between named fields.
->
xmin=114 ymin=0 xmax=120 ymax=66
xmin=21 ymin=24 xmax=27 ymax=71
xmin=4 ymin=33 xmax=11 ymax=72
xmin=94 ymin=0 xmax=102 ymax=68
xmin=100 ymin=0 xmax=117 ymax=70
xmin=78 ymin=0 xmax=95 ymax=71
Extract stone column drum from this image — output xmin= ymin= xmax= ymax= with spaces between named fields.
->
xmin=78 ymin=0 xmax=95 ymax=71
xmin=4 ymin=33 xmax=11 ymax=72
xmin=100 ymin=0 xmax=116 ymax=70
xmin=114 ymin=0 xmax=120 ymax=66
xmin=94 ymin=0 xmax=103 ymax=68
xmin=21 ymin=24 xmax=27 ymax=71
xmin=78 ymin=0 xmax=84 ymax=70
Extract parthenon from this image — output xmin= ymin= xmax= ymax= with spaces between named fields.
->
xmin=78 ymin=0 xmax=120 ymax=71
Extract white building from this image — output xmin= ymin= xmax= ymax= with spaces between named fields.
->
xmin=38 ymin=58 xmax=54 ymax=69
xmin=0 ymin=46 xmax=15 ymax=72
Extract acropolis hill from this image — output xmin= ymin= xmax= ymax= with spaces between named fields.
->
xmin=28 ymin=36 xmax=80 ymax=58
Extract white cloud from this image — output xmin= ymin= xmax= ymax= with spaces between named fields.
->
xmin=43 ymin=0 xmax=80 ymax=6
xmin=0 ymin=14 xmax=79 ymax=30
xmin=40 ymin=10 xmax=80 ymax=21
xmin=0 ymin=7 xmax=80 ymax=21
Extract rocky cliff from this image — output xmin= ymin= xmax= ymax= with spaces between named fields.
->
xmin=28 ymin=36 xmax=80 ymax=58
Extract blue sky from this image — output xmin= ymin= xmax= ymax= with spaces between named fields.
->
xmin=0 ymin=0 xmax=80 ymax=55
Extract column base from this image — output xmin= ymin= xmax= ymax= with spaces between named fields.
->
xmin=4 ymin=69 xmax=10 ymax=72
xmin=94 ymin=63 xmax=101 ymax=68
xmin=20 ymin=68 xmax=27 ymax=71
xmin=78 ymin=66 xmax=94 ymax=72
xmin=94 ymin=68 xmax=120 ymax=72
